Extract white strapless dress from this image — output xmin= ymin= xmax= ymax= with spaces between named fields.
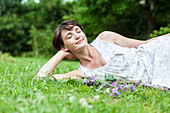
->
xmin=78 ymin=36 xmax=170 ymax=88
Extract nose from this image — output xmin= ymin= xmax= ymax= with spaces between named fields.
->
xmin=74 ymin=34 xmax=80 ymax=40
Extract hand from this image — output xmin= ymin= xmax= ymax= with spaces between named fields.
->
xmin=65 ymin=52 xmax=77 ymax=60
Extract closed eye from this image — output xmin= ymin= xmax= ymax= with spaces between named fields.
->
xmin=75 ymin=28 xmax=81 ymax=33
xmin=68 ymin=35 xmax=72 ymax=39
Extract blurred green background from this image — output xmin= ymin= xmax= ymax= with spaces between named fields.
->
xmin=0 ymin=0 xmax=170 ymax=58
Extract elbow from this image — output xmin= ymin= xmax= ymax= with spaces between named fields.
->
xmin=37 ymin=71 xmax=48 ymax=78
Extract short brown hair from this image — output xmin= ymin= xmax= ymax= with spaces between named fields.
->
xmin=52 ymin=20 xmax=83 ymax=51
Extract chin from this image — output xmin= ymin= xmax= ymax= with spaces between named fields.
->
xmin=74 ymin=43 xmax=88 ymax=51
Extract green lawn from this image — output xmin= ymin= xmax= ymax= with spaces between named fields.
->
xmin=0 ymin=57 xmax=169 ymax=113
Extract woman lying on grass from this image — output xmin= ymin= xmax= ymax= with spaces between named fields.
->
xmin=37 ymin=20 xmax=170 ymax=88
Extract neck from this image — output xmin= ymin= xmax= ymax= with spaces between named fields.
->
xmin=72 ymin=44 xmax=94 ymax=64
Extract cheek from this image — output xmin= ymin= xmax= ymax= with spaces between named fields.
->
xmin=82 ymin=35 xmax=87 ymax=42
xmin=64 ymin=39 xmax=74 ymax=46
xmin=81 ymin=34 xmax=86 ymax=39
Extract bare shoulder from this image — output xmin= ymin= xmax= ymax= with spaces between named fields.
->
xmin=97 ymin=31 xmax=120 ymax=43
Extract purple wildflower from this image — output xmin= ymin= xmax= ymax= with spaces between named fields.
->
xmin=111 ymin=88 xmax=117 ymax=93
xmin=111 ymin=88 xmax=121 ymax=96
xmin=102 ymin=85 xmax=105 ymax=88
xmin=84 ymin=79 xmax=88 ymax=85
xmin=112 ymin=81 xmax=117 ymax=87
xmin=118 ymin=85 xmax=123 ymax=90
xmin=154 ymin=86 xmax=157 ymax=89
xmin=123 ymin=83 xmax=128 ymax=89
xmin=118 ymin=85 xmax=125 ymax=92
xmin=109 ymin=93 xmax=115 ymax=97
xmin=135 ymin=82 xmax=138 ymax=86
xmin=116 ymin=91 xmax=121 ymax=96
xmin=147 ymin=86 xmax=150 ymax=89
xmin=84 ymin=79 xmax=87 ymax=83
xmin=90 ymin=76 xmax=96 ymax=83
xmin=130 ymin=84 xmax=136 ymax=92
xmin=135 ymin=82 xmax=140 ymax=86
xmin=165 ymin=88 xmax=168 ymax=91
xmin=143 ymin=84 xmax=147 ymax=87
xmin=124 ymin=83 xmax=127 ymax=85
xmin=164 ymin=88 xmax=168 ymax=93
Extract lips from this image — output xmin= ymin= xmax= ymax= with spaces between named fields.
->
xmin=76 ymin=39 xmax=83 ymax=44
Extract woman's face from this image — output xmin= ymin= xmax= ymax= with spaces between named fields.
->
xmin=61 ymin=25 xmax=88 ymax=52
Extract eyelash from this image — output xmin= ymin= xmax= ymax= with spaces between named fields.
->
xmin=68 ymin=36 xmax=72 ymax=39
xmin=67 ymin=28 xmax=81 ymax=39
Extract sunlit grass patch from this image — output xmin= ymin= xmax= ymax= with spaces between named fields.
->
xmin=0 ymin=57 xmax=169 ymax=113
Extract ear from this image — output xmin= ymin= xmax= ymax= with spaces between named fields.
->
xmin=60 ymin=45 xmax=69 ymax=52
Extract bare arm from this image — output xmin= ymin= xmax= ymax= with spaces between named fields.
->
xmin=98 ymin=31 xmax=146 ymax=48
xmin=37 ymin=50 xmax=67 ymax=77
xmin=37 ymin=50 xmax=86 ymax=79
xmin=98 ymin=31 xmax=170 ymax=48
xmin=146 ymin=33 xmax=170 ymax=43
xmin=52 ymin=70 xmax=86 ymax=80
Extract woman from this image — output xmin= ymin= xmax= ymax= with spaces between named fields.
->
xmin=37 ymin=20 xmax=170 ymax=88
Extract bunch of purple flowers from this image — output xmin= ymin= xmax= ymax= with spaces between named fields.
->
xmin=109 ymin=81 xmax=121 ymax=97
xmin=83 ymin=75 xmax=102 ymax=86
xmin=82 ymin=75 xmax=169 ymax=97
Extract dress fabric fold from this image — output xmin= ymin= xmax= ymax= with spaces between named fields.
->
xmin=78 ymin=36 xmax=170 ymax=88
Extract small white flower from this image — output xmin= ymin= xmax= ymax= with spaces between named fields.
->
xmin=67 ymin=93 xmax=71 ymax=96
xmin=70 ymin=89 xmax=73 ymax=92
xmin=21 ymin=72 xmax=24 ymax=76
xmin=106 ymin=88 xmax=110 ymax=93
xmin=1 ymin=97 xmax=4 ymax=100
xmin=94 ymin=95 xmax=100 ymax=100
xmin=69 ymin=96 xmax=75 ymax=102
xmin=25 ymin=66 xmax=29 ymax=70
xmin=102 ymin=99 xmax=106 ymax=102
xmin=79 ymin=98 xmax=86 ymax=103
xmin=34 ymin=88 xmax=37 ymax=91
xmin=87 ymin=105 xmax=93 ymax=108
xmin=41 ymin=96 xmax=45 ymax=99
xmin=81 ymin=101 xmax=88 ymax=107
xmin=45 ymin=87 xmax=48 ymax=89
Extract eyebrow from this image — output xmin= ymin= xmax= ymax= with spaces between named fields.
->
xmin=64 ymin=26 xmax=79 ymax=38
xmin=64 ymin=32 xmax=71 ymax=38
xmin=75 ymin=27 xmax=79 ymax=31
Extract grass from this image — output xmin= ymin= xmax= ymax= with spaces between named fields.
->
xmin=0 ymin=57 xmax=169 ymax=113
